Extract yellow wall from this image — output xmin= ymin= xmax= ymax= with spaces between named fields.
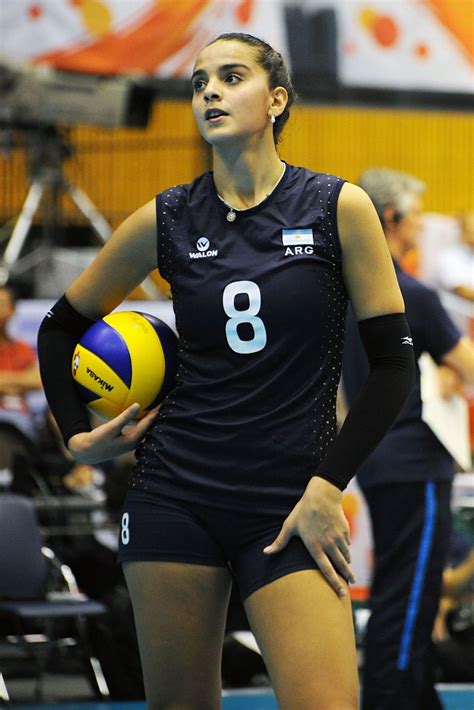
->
xmin=67 ymin=99 xmax=208 ymax=224
xmin=0 ymin=100 xmax=208 ymax=230
xmin=1 ymin=100 xmax=472 ymax=228
xmin=280 ymin=104 xmax=473 ymax=214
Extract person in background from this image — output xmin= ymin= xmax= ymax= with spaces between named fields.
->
xmin=436 ymin=211 xmax=474 ymax=302
xmin=0 ymin=284 xmax=42 ymax=471
xmin=432 ymin=528 xmax=474 ymax=683
xmin=342 ymin=167 xmax=474 ymax=710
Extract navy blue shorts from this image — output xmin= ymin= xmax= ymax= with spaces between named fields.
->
xmin=117 ymin=488 xmax=319 ymax=600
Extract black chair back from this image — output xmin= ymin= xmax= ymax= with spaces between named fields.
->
xmin=0 ymin=494 xmax=48 ymax=599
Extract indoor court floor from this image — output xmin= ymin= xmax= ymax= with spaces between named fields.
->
xmin=9 ymin=686 xmax=474 ymax=710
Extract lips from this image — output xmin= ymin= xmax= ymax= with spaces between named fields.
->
xmin=204 ymin=108 xmax=228 ymax=121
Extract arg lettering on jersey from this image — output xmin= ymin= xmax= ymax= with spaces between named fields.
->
xmin=284 ymin=245 xmax=315 ymax=257
xmin=282 ymin=228 xmax=314 ymax=257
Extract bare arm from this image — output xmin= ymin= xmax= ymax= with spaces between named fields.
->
xmin=441 ymin=336 xmax=474 ymax=385
xmin=66 ymin=198 xmax=158 ymax=318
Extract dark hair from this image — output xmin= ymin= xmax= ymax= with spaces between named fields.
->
xmin=206 ymin=33 xmax=296 ymax=144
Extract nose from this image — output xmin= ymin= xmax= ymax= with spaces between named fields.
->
xmin=204 ymin=80 xmax=221 ymax=102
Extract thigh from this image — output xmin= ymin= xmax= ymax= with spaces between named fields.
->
xmin=244 ymin=569 xmax=359 ymax=710
xmin=124 ymin=560 xmax=232 ymax=710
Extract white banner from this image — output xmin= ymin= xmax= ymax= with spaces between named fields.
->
xmin=334 ymin=0 xmax=473 ymax=93
xmin=0 ymin=0 xmax=288 ymax=77
xmin=1 ymin=0 xmax=472 ymax=93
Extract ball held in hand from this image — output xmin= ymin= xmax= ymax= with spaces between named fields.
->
xmin=71 ymin=311 xmax=178 ymax=420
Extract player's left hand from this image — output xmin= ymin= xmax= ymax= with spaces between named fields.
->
xmin=263 ymin=476 xmax=355 ymax=597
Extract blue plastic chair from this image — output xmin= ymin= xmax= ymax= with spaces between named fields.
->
xmin=0 ymin=494 xmax=109 ymax=703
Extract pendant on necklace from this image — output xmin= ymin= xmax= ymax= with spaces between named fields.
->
xmin=226 ymin=209 xmax=236 ymax=223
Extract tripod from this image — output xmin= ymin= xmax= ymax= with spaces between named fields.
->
xmin=0 ymin=125 xmax=156 ymax=296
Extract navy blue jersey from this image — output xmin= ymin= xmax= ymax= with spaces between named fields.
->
xmin=343 ymin=261 xmax=461 ymax=489
xmin=131 ymin=164 xmax=348 ymax=514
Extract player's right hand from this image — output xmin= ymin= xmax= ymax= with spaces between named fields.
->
xmin=67 ymin=403 xmax=159 ymax=464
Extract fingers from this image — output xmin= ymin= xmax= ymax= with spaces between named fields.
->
xmin=327 ymin=545 xmax=356 ymax=586
xmin=108 ymin=403 xmax=141 ymax=435
xmin=312 ymin=548 xmax=350 ymax=597
xmin=139 ymin=405 xmax=161 ymax=426
xmin=128 ymin=406 xmax=160 ymax=439
xmin=337 ymin=537 xmax=352 ymax=565
xmin=263 ymin=521 xmax=294 ymax=554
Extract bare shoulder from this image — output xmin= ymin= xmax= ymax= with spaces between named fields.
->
xmin=338 ymin=181 xmax=374 ymax=212
xmin=337 ymin=183 xmax=381 ymax=251
xmin=336 ymin=182 xmax=404 ymax=319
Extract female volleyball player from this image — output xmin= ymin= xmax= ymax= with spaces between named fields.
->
xmin=38 ymin=34 xmax=415 ymax=709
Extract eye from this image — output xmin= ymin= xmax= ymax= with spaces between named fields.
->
xmin=225 ymin=73 xmax=241 ymax=85
xmin=192 ymin=78 xmax=206 ymax=92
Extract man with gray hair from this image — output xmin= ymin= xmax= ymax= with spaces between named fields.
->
xmin=358 ymin=168 xmax=425 ymax=226
xmin=343 ymin=167 xmax=474 ymax=709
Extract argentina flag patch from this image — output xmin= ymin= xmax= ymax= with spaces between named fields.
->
xmin=282 ymin=228 xmax=314 ymax=246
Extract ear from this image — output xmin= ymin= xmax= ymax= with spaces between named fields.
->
xmin=269 ymin=86 xmax=288 ymax=118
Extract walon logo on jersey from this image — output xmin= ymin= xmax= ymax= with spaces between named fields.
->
xmin=282 ymin=228 xmax=314 ymax=257
xmin=189 ymin=236 xmax=218 ymax=259
xmin=197 ymin=237 xmax=210 ymax=251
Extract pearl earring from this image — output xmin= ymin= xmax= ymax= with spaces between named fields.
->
xmin=270 ymin=114 xmax=276 ymax=124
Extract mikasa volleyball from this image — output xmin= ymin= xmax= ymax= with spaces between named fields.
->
xmin=72 ymin=311 xmax=178 ymax=420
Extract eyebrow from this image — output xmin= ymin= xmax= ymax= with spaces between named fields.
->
xmin=191 ymin=63 xmax=250 ymax=81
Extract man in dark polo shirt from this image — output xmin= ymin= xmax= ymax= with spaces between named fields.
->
xmin=342 ymin=168 xmax=474 ymax=710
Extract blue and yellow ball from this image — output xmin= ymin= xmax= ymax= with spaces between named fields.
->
xmin=71 ymin=311 xmax=178 ymax=420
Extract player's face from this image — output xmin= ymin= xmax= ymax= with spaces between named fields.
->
xmin=191 ymin=40 xmax=274 ymax=146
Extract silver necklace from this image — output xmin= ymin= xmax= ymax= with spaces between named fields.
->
xmin=217 ymin=164 xmax=286 ymax=223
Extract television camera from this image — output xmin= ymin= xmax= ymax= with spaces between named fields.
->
xmin=0 ymin=57 xmax=155 ymax=291
xmin=0 ymin=57 xmax=154 ymax=128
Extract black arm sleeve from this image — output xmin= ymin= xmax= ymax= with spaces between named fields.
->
xmin=315 ymin=312 xmax=416 ymax=490
xmin=37 ymin=295 xmax=97 ymax=446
